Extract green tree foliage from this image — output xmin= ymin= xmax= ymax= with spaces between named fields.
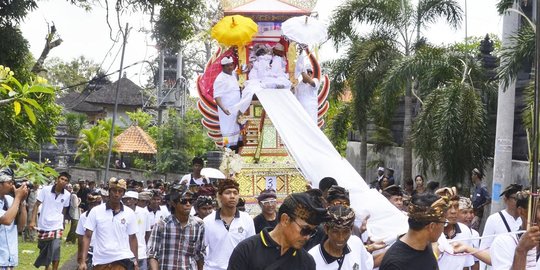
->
xmin=123 ymin=109 xmax=153 ymax=129
xmin=0 ymin=153 xmax=58 ymax=185
xmin=325 ymin=101 xmax=352 ymax=155
xmin=328 ymin=0 xmax=463 ymax=181
xmin=75 ymin=121 xmax=113 ymax=168
xmin=150 ymin=108 xmax=215 ymax=173
xmin=44 ymin=56 xmax=101 ymax=93
xmin=64 ymin=112 xmax=88 ymax=137
xmin=0 ymin=67 xmax=62 ymax=152
xmin=402 ymin=45 xmax=494 ymax=185
xmin=153 ymin=0 xmax=204 ymax=51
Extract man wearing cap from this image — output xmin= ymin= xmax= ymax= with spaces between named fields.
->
xmin=295 ymin=64 xmax=320 ymax=124
xmin=379 ymin=193 xmax=449 ymax=270
xmin=76 ymin=191 xmax=102 ymax=270
xmin=203 ymin=179 xmax=255 ymax=270
xmin=137 ymin=191 xmax=152 ymax=208
xmin=470 ymin=168 xmax=490 ymax=230
xmin=30 ymin=171 xmax=71 ymax=270
xmin=214 ymin=56 xmax=242 ymax=149
xmin=0 ymin=168 xmax=28 ymax=270
xmin=308 ymin=205 xmax=373 ymax=270
xmin=123 ymin=191 xmax=152 ymax=270
xmin=227 ymin=192 xmax=329 ymax=269
xmin=456 ymin=197 xmax=481 ymax=270
xmin=478 ymin=183 xmax=522 ymax=267
xmin=78 ymin=178 xmax=139 ymax=270
xmin=253 ymin=189 xmax=278 ymax=234
xmin=194 ymin=196 xmax=214 ymax=219
xmin=147 ymin=188 xmax=205 ymax=270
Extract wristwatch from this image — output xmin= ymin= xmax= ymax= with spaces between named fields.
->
xmin=130 ymin=258 xmax=138 ymax=266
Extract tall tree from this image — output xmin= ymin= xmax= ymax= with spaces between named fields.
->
xmin=329 ymin=0 xmax=463 ymax=181
xmin=45 ymin=56 xmax=101 ymax=94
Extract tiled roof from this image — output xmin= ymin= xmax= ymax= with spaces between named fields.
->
xmin=115 ymin=125 xmax=157 ymax=154
xmin=85 ymin=77 xmax=146 ymax=106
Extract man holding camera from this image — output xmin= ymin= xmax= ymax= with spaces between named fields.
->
xmin=0 ymin=168 xmax=28 ymax=270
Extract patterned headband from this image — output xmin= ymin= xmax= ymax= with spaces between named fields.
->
xmin=408 ymin=196 xmax=449 ymax=222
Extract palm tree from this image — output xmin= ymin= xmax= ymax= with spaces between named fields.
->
xmin=76 ymin=125 xmax=111 ymax=168
xmin=385 ymin=45 xmax=494 ymax=185
xmin=329 ymin=0 xmax=462 ymax=181
xmin=327 ymin=32 xmax=401 ymax=176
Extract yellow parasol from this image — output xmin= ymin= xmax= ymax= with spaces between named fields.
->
xmin=211 ymin=15 xmax=258 ymax=47
xmin=211 ymin=15 xmax=258 ymax=85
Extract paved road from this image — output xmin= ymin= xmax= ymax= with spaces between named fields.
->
xmin=60 ymin=254 xmax=78 ymax=270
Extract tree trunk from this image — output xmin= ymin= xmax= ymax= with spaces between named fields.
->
xmin=360 ymin=128 xmax=368 ymax=178
xmin=32 ymin=25 xmax=62 ymax=75
xmin=402 ymin=82 xmax=413 ymax=182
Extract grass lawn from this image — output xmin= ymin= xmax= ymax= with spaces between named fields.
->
xmin=18 ymin=223 xmax=78 ymax=269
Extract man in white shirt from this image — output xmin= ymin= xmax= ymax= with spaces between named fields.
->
xmin=457 ymin=197 xmax=481 ymax=270
xmin=490 ymin=190 xmax=540 ymax=270
xmin=29 ymin=171 xmax=71 ymax=270
xmin=309 ymin=205 xmax=373 ymax=270
xmin=76 ymin=191 xmax=102 ymax=269
xmin=203 ymin=179 xmax=254 ymax=270
xmin=479 ymin=184 xmax=523 ymax=267
xmin=79 ymin=178 xmax=139 ymax=270
xmin=434 ymin=187 xmax=474 ymax=270
xmin=146 ymin=190 xmax=170 ymax=228
xmin=295 ymin=67 xmax=320 ymax=124
xmin=122 ymin=191 xmax=152 ymax=270
xmin=214 ymin=56 xmax=241 ymax=149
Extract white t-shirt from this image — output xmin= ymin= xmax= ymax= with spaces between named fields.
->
xmin=84 ymin=203 xmax=138 ymax=265
xmin=181 ymin=174 xmax=210 ymax=186
xmin=76 ymin=211 xmax=95 ymax=251
xmin=437 ymin=222 xmax=474 ymax=270
xmin=490 ymin=233 xmax=537 ymax=270
xmin=147 ymin=205 xmax=170 ymax=227
xmin=37 ymin=185 xmax=71 ymax=231
xmin=295 ymin=78 xmax=320 ymax=124
xmin=134 ymin=206 xmax=152 ymax=259
xmin=308 ymin=235 xmax=373 ymax=270
xmin=203 ymin=209 xmax=255 ymax=270
xmin=480 ymin=209 xmax=522 ymax=250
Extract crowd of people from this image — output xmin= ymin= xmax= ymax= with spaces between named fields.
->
xmin=1 ymin=160 xmax=539 ymax=270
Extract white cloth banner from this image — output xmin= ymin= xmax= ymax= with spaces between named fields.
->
xmin=256 ymin=88 xmax=408 ymax=241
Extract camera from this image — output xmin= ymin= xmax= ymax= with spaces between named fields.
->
xmin=15 ymin=180 xmax=34 ymax=190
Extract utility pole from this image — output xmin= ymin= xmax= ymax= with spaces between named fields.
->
xmin=490 ymin=7 xmax=520 ymax=214
xmin=104 ymin=23 xmax=129 ymax=183
xmin=157 ymin=52 xmax=164 ymax=125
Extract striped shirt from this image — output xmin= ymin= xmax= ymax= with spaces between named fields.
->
xmin=147 ymin=215 xmax=205 ymax=270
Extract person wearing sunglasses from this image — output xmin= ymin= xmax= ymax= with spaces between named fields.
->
xmin=308 ymin=205 xmax=373 ymax=270
xmin=227 ymin=192 xmax=329 ymax=270
xmin=379 ymin=193 xmax=449 ymax=270
xmin=147 ymin=188 xmax=205 ymax=270
xmin=253 ymin=189 xmax=278 ymax=234
xmin=0 ymin=168 xmax=28 ymax=270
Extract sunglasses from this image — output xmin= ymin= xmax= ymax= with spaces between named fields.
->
xmin=179 ymin=198 xmax=195 ymax=205
xmin=292 ymin=219 xmax=317 ymax=237
xmin=261 ymin=199 xmax=276 ymax=206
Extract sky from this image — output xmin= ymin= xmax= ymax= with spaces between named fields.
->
xmin=20 ymin=0 xmax=502 ymax=89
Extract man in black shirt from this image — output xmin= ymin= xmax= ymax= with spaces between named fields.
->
xmin=380 ymin=193 xmax=449 ymax=270
xmin=227 ymin=192 xmax=329 ymax=270
xmin=253 ymin=189 xmax=278 ymax=233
